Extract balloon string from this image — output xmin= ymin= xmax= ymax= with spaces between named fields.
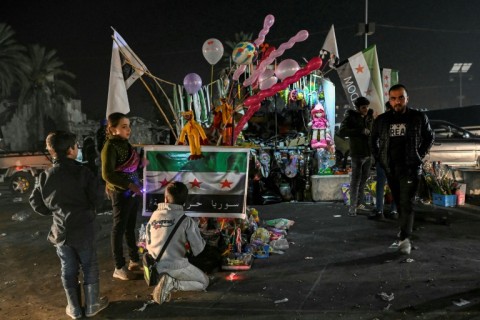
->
xmin=210 ymin=65 xmax=214 ymax=106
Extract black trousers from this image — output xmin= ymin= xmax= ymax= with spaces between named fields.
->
xmin=386 ymin=165 xmax=420 ymax=240
xmin=109 ymin=190 xmax=140 ymax=269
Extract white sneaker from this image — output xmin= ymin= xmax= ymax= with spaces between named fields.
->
xmin=113 ymin=266 xmax=134 ymax=280
xmin=153 ymin=274 xmax=175 ymax=304
xmin=398 ymin=238 xmax=411 ymax=255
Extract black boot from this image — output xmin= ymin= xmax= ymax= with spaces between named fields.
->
xmin=84 ymin=283 xmax=109 ymax=317
xmin=368 ymin=209 xmax=385 ymax=220
xmin=65 ymin=285 xmax=82 ymax=319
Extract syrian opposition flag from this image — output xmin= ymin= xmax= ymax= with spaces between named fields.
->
xmin=336 ymin=45 xmax=385 ymax=114
xmin=106 ymin=28 xmax=147 ymax=118
xmin=381 ymin=68 xmax=399 ymax=101
xmin=142 ymin=145 xmax=250 ymax=218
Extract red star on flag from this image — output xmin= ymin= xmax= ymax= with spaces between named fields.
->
xmin=220 ymin=179 xmax=233 ymax=189
xmin=355 ymin=64 xmax=364 ymax=73
xmin=384 ymin=75 xmax=389 ymax=81
xmin=189 ymin=178 xmax=202 ymax=188
xmin=364 ymin=88 xmax=372 ymax=96
xmin=160 ymin=178 xmax=170 ymax=187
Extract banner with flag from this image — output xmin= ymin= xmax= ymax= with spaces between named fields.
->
xmin=319 ymin=24 xmax=339 ymax=69
xmin=106 ymin=29 xmax=147 ymax=118
xmin=381 ymin=68 xmax=399 ymax=101
xmin=143 ymin=145 xmax=250 ymax=218
xmin=336 ymin=45 xmax=384 ymax=114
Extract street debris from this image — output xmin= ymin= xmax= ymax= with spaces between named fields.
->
xmin=401 ymin=258 xmax=415 ymax=263
xmin=13 ymin=197 xmax=23 ymax=203
xmin=305 ymin=257 xmax=313 ymax=260
xmin=383 ymin=303 xmax=392 ymax=311
xmin=133 ymin=300 xmax=155 ymax=312
xmin=97 ymin=211 xmax=113 ymax=216
xmin=31 ymin=231 xmax=40 ymax=239
xmin=1 ymin=233 xmax=6 ymax=237
xmin=11 ymin=211 xmax=31 ymax=222
xmin=389 ymin=241 xmax=399 ymax=249
xmin=452 ymin=298 xmax=470 ymax=307
xmin=274 ymin=298 xmax=288 ymax=304
xmin=377 ymin=292 xmax=395 ymax=302
xmin=333 ymin=215 xmax=341 ymax=218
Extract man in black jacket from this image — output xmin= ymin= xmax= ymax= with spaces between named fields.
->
xmin=339 ymin=96 xmax=374 ymax=216
xmin=371 ymin=84 xmax=434 ymax=254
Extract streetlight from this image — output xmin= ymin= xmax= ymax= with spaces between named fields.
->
xmin=449 ymin=63 xmax=472 ymax=107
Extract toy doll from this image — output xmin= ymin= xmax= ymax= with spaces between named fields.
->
xmin=177 ymin=110 xmax=208 ymax=160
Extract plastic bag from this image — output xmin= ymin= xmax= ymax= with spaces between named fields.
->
xmin=12 ymin=211 xmax=31 ymax=222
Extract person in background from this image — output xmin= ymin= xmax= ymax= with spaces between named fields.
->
xmin=96 ymin=119 xmax=108 ymax=154
xmin=101 ymin=112 xmax=143 ymax=280
xmin=147 ymin=181 xmax=209 ymax=305
xmin=369 ymin=102 xmax=397 ymax=220
xmin=371 ymin=84 xmax=434 ymax=254
xmin=338 ymin=96 xmax=374 ymax=216
xmin=29 ymin=131 xmax=108 ymax=319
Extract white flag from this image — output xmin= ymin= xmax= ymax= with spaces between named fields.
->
xmin=106 ymin=29 xmax=147 ymax=118
xmin=319 ymin=25 xmax=339 ymax=68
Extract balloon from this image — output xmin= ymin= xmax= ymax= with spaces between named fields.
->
xmin=258 ymin=69 xmax=277 ymax=90
xmin=232 ymin=42 xmax=256 ymax=65
xmin=232 ymin=65 xmax=247 ymax=81
xmin=234 ymin=56 xmax=322 ymax=141
xmin=183 ymin=73 xmax=202 ymax=95
xmin=275 ymin=59 xmax=300 ymax=80
xmin=202 ymin=38 xmax=224 ymax=65
xmin=253 ymin=14 xmax=275 ymax=47
xmin=243 ymin=30 xmax=309 ymax=87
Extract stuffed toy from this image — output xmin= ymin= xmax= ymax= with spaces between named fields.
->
xmin=213 ymin=98 xmax=234 ymax=145
xmin=309 ymin=103 xmax=332 ymax=149
xmin=177 ymin=110 xmax=208 ymax=160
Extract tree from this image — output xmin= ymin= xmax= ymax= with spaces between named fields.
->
xmin=0 ymin=23 xmax=25 ymax=100
xmin=18 ymin=44 xmax=76 ymax=149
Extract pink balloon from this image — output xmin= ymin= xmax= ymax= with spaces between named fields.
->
xmin=243 ymin=30 xmax=309 ymax=87
xmin=275 ymin=59 xmax=300 ymax=80
xmin=259 ymin=77 xmax=277 ymax=90
xmin=232 ymin=65 xmax=247 ymax=81
xmin=253 ymin=14 xmax=275 ymax=47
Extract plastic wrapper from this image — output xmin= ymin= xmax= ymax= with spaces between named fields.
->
xmin=264 ymin=219 xmax=295 ymax=230
xmin=11 ymin=211 xmax=31 ymax=222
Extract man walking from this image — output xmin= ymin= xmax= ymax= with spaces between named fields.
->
xmin=339 ymin=96 xmax=374 ymax=216
xmin=371 ymin=84 xmax=434 ymax=254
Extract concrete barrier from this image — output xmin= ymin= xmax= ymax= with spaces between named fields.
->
xmin=311 ymin=174 xmax=350 ymax=201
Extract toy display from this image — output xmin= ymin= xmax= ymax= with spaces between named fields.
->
xmin=177 ymin=110 xmax=208 ymax=160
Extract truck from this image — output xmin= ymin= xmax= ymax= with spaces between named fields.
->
xmin=0 ymin=151 xmax=53 ymax=194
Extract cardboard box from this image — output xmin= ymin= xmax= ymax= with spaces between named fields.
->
xmin=432 ymin=193 xmax=457 ymax=207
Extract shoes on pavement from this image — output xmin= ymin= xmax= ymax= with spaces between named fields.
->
xmin=356 ymin=204 xmax=369 ymax=211
xmin=385 ymin=210 xmax=398 ymax=220
xmin=348 ymin=206 xmax=357 ymax=217
xmin=113 ymin=266 xmax=135 ymax=280
xmin=128 ymin=260 xmax=141 ymax=271
xmin=398 ymin=238 xmax=411 ymax=255
xmin=153 ymin=273 xmax=176 ymax=305
xmin=368 ymin=209 xmax=385 ymax=220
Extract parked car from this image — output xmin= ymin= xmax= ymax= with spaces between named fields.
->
xmin=426 ymin=120 xmax=480 ymax=167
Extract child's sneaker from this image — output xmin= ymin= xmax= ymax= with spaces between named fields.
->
xmin=113 ymin=266 xmax=134 ymax=280
xmin=153 ymin=274 xmax=175 ymax=304
xmin=128 ymin=260 xmax=141 ymax=271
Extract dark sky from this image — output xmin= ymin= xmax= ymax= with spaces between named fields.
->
xmin=3 ymin=0 xmax=480 ymax=121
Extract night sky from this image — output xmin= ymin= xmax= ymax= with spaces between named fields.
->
xmin=3 ymin=0 xmax=480 ymax=121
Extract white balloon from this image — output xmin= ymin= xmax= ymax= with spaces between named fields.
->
xmin=259 ymin=76 xmax=277 ymax=90
xmin=202 ymin=38 xmax=224 ymax=65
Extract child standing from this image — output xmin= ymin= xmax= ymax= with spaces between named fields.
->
xmin=146 ymin=181 xmax=209 ymax=305
xmin=29 ymin=131 xmax=108 ymax=319
xmin=101 ymin=112 xmax=143 ymax=280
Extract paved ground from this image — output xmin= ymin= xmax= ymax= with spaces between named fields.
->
xmin=1 ymin=183 xmax=479 ymax=320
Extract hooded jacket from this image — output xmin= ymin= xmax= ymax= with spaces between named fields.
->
xmin=371 ymin=108 xmax=434 ymax=175
xmin=338 ymin=108 xmax=374 ymax=157
xmin=146 ymin=203 xmax=205 ymax=270
xmin=29 ymin=158 xmax=99 ymax=247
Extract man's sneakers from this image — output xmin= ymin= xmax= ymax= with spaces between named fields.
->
xmin=368 ymin=209 xmax=385 ymax=220
xmin=153 ymin=274 xmax=176 ymax=305
xmin=385 ymin=210 xmax=398 ymax=220
xmin=398 ymin=238 xmax=412 ymax=255
xmin=113 ymin=266 xmax=135 ymax=280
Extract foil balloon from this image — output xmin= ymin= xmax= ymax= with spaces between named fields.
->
xmin=232 ymin=42 xmax=256 ymax=65
xmin=202 ymin=38 xmax=224 ymax=65
xmin=183 ymin=73 xmax=202 ymax=95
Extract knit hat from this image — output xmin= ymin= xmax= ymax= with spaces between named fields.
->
xmin=354 ymin=96 xmax=370 ymax=108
